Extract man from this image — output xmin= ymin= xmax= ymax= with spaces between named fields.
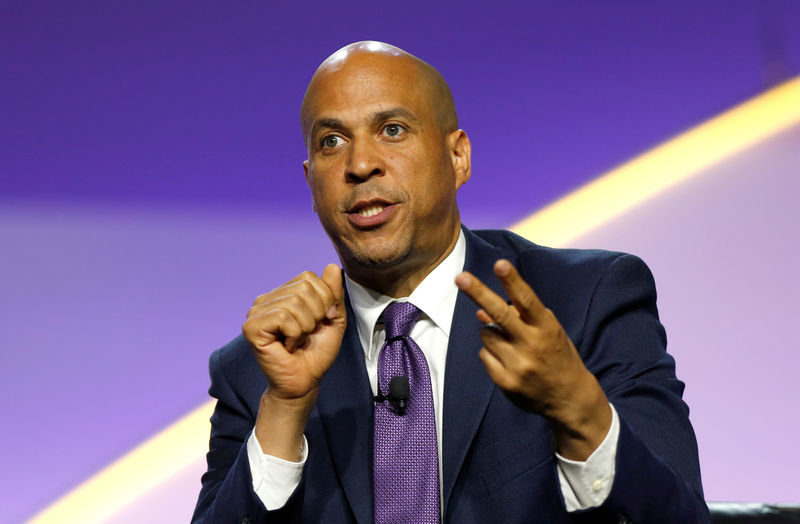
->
xmin=193 ymin=41 xmax=709 ymax=523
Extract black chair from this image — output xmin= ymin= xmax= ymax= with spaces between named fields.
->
xmin=709 ymin=503 xmax=800 ymax=523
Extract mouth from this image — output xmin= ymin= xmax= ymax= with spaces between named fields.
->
xmin=355 ymin=203 xmax=388 ymax=218
xmin=347 ymin=199 xmax=398 ymax=228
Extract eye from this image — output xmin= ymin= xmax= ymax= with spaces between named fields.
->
xmin=321 ymin=135 xmax=344 ymax=149
xmin=382 ymin=124 xmax=406 ymax=138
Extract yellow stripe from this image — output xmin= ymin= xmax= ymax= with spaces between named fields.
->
xmin=510 ymin=76 xmax=800 ymax=247
xmin=26 ymin=400 xmax=215 ymax=524
xmin=26 ymin=74 xmax=800 ymax=523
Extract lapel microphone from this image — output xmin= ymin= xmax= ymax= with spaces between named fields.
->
xmin=374 ymin=375 xmax=410 ymax=413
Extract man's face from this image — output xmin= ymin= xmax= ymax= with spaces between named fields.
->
xmin=302 ymin=53 xmax=470 ymax=289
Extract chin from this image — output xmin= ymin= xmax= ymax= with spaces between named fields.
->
xmin=343 ymin=236 xmax=412 ymax=269
xmin=331 ymin=227 xmax=416 ymax=272
xmin=350 ymin=247 xmax=408 ymax=269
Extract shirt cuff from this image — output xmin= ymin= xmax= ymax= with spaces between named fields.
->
xmin=246 ymin=429 xmax=307 ymax=510
xmin=555 ymin=403 xmax=619 ymax=511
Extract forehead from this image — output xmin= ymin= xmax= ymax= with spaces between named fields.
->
xmin=303 ymin=54 xmax=434 ymax=130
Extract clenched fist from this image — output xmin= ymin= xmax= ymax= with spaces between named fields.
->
xmin=243 ymin=263 xmax=347 ymax=401
xmin=244 ymin=264 xmax=346 ymax=460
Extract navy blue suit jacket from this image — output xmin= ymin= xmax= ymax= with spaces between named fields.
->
xmin=192 ymin=228 xmax=709 ymax=523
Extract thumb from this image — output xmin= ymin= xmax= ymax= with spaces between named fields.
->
xmin=321 ymin=263 xmax=346 ymax=321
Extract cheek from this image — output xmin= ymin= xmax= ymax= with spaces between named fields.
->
xmin=312 ymin=188 xmax=350 ymax=231
xmin=307 ymin=177 xmax=334 ymax=214
xmin=312 ymin=185 xmax=335 ymax=210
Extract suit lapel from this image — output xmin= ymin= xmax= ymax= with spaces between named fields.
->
xmin=316 ymin=295 xmax=374 ymax=524
xmin=441 ymin=229 xmax=507 ymax=514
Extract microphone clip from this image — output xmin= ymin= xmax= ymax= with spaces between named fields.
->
xmin=374 ymin=375 xmax=410 ymax=414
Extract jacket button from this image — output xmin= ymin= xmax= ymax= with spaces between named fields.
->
xmin=241 ymin=516 xmax=254 ymax=524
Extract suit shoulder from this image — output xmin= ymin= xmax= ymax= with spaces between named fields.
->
xmin=471 ymin=228 xmax=642 ymax=272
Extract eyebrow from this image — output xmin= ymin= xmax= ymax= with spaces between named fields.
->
xmin=311 ymin=118 xmax=346 ymax=137
xmin=371 ymin=107 xmax=420 ymax=126
xmin=310 ymin=107 xmax=421 ymax=137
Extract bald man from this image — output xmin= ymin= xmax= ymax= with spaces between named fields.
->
xmin=192 ymin=42 xmax=709 ymax=523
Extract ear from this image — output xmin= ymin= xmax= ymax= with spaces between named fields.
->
xmin=447 ymin=130 xmax=471 ymax=189
xmin=303 ymin=160 xmax=318 ymax=213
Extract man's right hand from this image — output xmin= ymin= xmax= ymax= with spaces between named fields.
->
xmin=242 ymin=263 xmax=346 ymax=459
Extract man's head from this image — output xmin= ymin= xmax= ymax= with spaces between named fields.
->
xmin=301 ymin=41 xmax=471 ymax=296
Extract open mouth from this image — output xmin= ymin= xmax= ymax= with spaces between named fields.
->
xmin=347 ymin=199 xmax=398 ymax=227
xmin=356 ymin=204 xmax=387 ymax=218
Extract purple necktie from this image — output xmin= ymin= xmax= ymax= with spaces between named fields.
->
xmin=373 ymin=302 xmax=440 ymax=523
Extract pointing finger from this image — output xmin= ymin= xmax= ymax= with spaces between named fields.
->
xmin=455 ymin=271 xmax=522 ymax=334
xmin=493 ymin=260 xmax=546 ymax=324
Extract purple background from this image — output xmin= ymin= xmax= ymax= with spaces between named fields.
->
xmin=2 ymin=1 xmax=800 ymax=522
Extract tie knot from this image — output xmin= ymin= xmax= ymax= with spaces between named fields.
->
xmin=381 ymin=302 xmax=422 ymax=339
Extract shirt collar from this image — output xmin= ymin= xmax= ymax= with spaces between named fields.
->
xmin=345 ymin=229 xmax=466 ymax=356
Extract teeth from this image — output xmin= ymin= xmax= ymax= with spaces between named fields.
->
xmin=358 ymin=204 xmax=386 ymax=218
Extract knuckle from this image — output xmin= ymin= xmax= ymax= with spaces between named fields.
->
xmin=287 ymin=294 xmax=305 ymax=309
xmin=275 ymin=308 xmax=293 ymax=323
xmin=242 ymin=318 xmax=270 ymax=343
xmin=297 ymin=279 xmax=315 ymax=293
xmin=493 ymin=305 xmax=512 ymax=325
xmin=284 ymin=323 xmax=302 ymax=338
xmin=519 ymin=360 xmax=538 ymax=382
xmin=299 ymin=279 xmax=326 ymax=301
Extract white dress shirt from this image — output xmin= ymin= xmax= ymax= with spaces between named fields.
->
xmin=247 ymin=230 xmax=620 ymax=512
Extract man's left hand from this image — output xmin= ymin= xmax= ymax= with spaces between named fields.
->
xmin=455 ymin=259 xmax=612 ymax=460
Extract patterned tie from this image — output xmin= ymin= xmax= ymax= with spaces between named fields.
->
xmin=373 ymin=302 xmax=440 ymax=523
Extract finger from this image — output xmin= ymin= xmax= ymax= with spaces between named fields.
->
xmin=271 ymin=309 xmax=308 ymax=352
xmin=251 ymin=280 xmax=328 ymax=316
xmin=250 ymin=295 xmax=320 ymax=333
xmin=286 ymin=269 xmax=320 ymax=285
xmin=273 ymin=276 xmax=333 ymax=317
xmin=285 ymin=268 xmax=338 ymax=317
xmin=493 ymin=260 xmax=546 ymax=324
xmin=478 ymin=347 xmax=515 ymax=392
xmin=290 ymin=272 xmax=336 ymax=309
xmin=455 ymin=271 xmax=522 ymax=334
xmin=476 ymin=304 xmax=520 ymax=326
xmin=479 ymin=326 xmax=519 ymax=367
xmin=252 ymin=276 xmax=314 ymax=305
xmin=255 ymin=270 xmax=333 ymax=308
xmin=243 ymin=306 xmax=304 ymax=351
xmin=320 ymin=263 xmax=345 ymax=320
xmin=476 ymin=308 xmax=493 ymax=325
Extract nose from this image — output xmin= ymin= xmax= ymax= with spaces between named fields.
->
xmin=345 ymin=137 xmax=384 ymax=182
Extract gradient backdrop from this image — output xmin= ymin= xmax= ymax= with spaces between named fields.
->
xmin=2 ymin=1 xmax=799 ymax=522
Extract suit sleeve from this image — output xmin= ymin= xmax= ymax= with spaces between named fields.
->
xmin=191 ymin=347 xmax=304 ymax=523
xmin=569 ymin=254 xmax=710 ymax=523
